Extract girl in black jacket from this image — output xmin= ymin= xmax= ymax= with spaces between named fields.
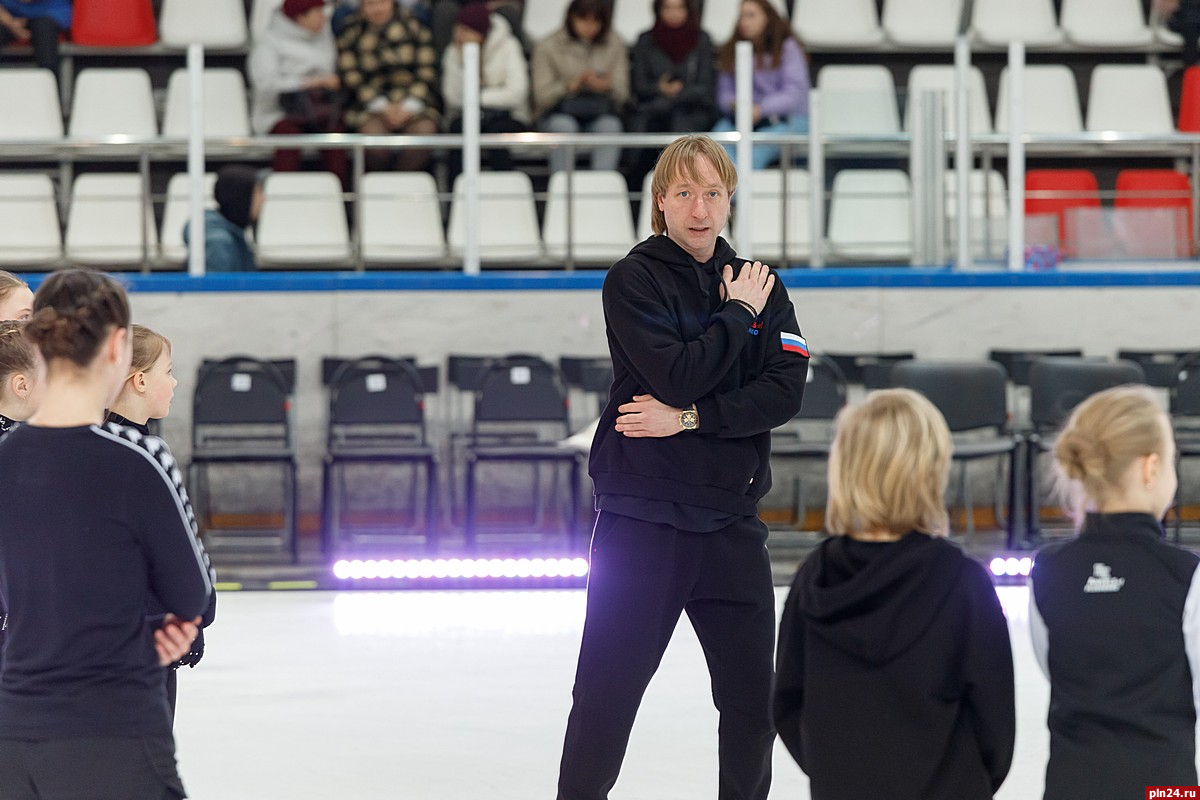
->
xmin=774 ymin=388 xmax=1016 ymax=800
xmin=1030 ymin=385 xmax=1199 ymax=799
xmin=0 ymin=269 xmax=210 ymax=800
xmin=105 ymin=323 xmax=215 ymax=725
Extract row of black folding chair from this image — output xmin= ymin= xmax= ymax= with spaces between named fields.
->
xmin=188 ymin=356 xmax=299 ymax=562
xmin=770 ymin=354 xmax=1165 ymax=549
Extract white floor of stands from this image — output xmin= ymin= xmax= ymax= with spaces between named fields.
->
xmin=174 ymin=586 xmax=1077 ymax=799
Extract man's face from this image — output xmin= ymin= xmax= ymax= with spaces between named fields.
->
xmin=657 ymin=156 xmax=732 ymax=263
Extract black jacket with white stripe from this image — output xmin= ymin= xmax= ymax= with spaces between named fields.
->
xmin=1030 ymin=512 xmax=1200 ymax=798
xmin=0 ymin=423 xmax=213 ymax=738
xmin=103 ymin=417 xmax=217 ymax=668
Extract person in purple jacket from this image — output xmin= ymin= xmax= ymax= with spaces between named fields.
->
xmin=711 ymin=0 xmax=808 ymax=170
xmin=0 ymin=0 xmax=71 ymax=79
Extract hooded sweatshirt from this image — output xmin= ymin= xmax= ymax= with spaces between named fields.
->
xmin=774 ymin=533 xmax=1016 ymax=800
xmin=248 ymin=8 xmax=339 ymax=134
xmin=589 ymin=234 xmax=808 ymax=522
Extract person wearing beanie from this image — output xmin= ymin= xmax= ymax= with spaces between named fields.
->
xmin=182 ymin=166 xmax=263 ymax=273
xmin=249 ymin=0 xmax=351 ymax=186
xmin=441 ymin=1 xmax=529 ymax=180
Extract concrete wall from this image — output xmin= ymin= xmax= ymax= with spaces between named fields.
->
xmin=130 ymin=283 xmax=1200 ymax=518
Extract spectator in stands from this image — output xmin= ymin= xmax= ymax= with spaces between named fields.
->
xmin=249 ymin=0 xmax=350 ymax=189
xmin=0 ymin=271 xmax=33 ymax=321
xmin=711 ymin=0 xmax=809 ymax=170
xmin=337 ymin=0 xmax=441 ymax=172
xmin=431 ymin=0 xmax=524 ymax=58
xmin=625 ymin=0 xmax=717 ymax=186
xmin=1163 ymin=0 xmax=1200 ymax=65
xmin=441 ymin=1 xmax=529 ymax=181
xmin=0 ymin=320 xmax=41 ymax=437
xmin=774 ymin=388 xmax=1016 ymax=799
xmin=1030 ymin=385 xmax=1200 ymax=798
xmin=531 ymin=0 xmax=629 ymax=174
xmin=183 ymin=165 xmax=263 ymax=273
xmin=0 ymin=0 xmax=69 ymax=79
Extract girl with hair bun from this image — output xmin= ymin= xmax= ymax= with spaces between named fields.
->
xmin=1030 ymin=385 xmax=1200 ymax=799
xmin=0 ymin=320 xmax=42 ymax=437
xmin=0 ymin=269 xmax=212 ymax=800
xmin=774 ymin=388 xmax=1015 ymax=800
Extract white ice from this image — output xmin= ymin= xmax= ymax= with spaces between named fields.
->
xmin=175 ymin=586 xmax=1052 ymax=800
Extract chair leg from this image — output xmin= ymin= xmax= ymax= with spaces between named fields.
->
xmin=569 ymin=457 xmax=581 ymax=549
xmin=287 ymin=461 xmax=299 ymax=564
xmin=1026 ymin=443 xmax=1039 ymax=548
xmin=465 ymin=456 xmax=477 ymax=552
xmin=320 ymin=460 xmax=334 ymax=556
xmin=425 ymin=458 xmax=438 ymax=553
xmin=1005 ymin=449 xmax=1018 ymax=550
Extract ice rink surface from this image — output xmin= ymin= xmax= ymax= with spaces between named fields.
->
xmin=175 ymin=586 xmax=1053 ymax=799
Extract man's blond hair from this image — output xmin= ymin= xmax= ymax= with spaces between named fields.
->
xmin=826 ymin=388 xmax=952 ymax=537
xmin=649 ymin=134 xmax=738 ymax=236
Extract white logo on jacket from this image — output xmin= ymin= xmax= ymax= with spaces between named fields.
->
xmin=1083 ymin=562 xmax=1126 ymax=593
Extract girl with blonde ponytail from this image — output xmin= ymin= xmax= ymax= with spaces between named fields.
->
xmin=1031 ymin=385 xmax=1200 ymax=799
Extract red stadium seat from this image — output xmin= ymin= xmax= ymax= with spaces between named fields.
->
xmin=71 ymin=0 xmax=157 ymax=46
xmin=1179 ymin=66 xmax=1200 ymax=132
xmin=1115 ymin=169 xmax=1193 ymax=253
xmin=1024 ymin=169 xmax=1100 ymax=255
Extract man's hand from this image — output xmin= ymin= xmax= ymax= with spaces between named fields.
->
xmin=722 ymin=260 xmax=775 ymax=316
xmin=155 ymin=614 xmax=201 ymax=667
xmin=616 ymin=395 xmax=686 ymax=438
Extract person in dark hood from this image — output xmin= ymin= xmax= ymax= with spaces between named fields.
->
xmin=183 ymin=165 xmax=264 ymax=273
xmin=556 ymin=133 xmax=809 ymax=800
xmin=1030 ymin=385 xmax=1200 ymax=799
xmin=774 ymin=388 xmax=1016 ymax=800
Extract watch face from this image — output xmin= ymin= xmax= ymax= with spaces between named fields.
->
xmin=681 ymin=410 xmax=698 ymax=430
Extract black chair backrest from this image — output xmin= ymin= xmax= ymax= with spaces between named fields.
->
xmin=988 ymin=348 xmax=1084 ymax=386
xmin=1171 ymin=352 xmax=1200 ymax=417
xmin=328 ymin=356 xmax=426 ymax=435
xmin=1028 ymin=357 xmax=1146 ymax=431
xmin=192 ymin=356 xmax=294 ymax=449
xmin=473 ymin=354 xmax=569 ymax=431
xmin=194 ymin=356 xmax=293 ymax=426
xmin=891 ymin=360 xmax=1008 ymax=432
xmin=1118 ymin=349 xmax=1196 ymax=389
xmin=795 ymin=356 xmax=847 ymax=421
xmin=448 ymin=354 xmax=492 ymax=392
xmin=824 ymin=351 xmax=914 ymax=389
xmin=322 ymin=356 xmax=438 ymax=394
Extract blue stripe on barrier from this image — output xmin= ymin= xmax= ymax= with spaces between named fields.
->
xmin=17 ymin=267 xmax=1200 ymax=292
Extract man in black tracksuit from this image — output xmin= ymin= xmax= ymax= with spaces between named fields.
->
xmin=556 ymin=134 xmax=809 ymax=800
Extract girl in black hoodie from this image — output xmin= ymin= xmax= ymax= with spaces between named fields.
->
xmin=774 ymin=388 xmax=1016 ymax=800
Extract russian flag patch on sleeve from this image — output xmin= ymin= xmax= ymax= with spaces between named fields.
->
xmin=780 ymin=332 xmax=810 ymax=356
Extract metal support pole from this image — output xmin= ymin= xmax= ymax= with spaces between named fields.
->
xmin=186 ymin=43 xmax=206 ymax=276
xmin=1007 ymin=41 xmax=1025 ymax=272
xmin=910 ymin=90 xmax=946 ymax=266
xmin=955 ymin=35 xmax=973 ymax=270
xmin=735 ymin=41 xmax=754 ymax=254
xmin=1192 ymin=142 xmax=1199 ymax=256
xmin=809 ymin=89 xmax=824 ymax=268
xmin=462 ymin=41 xmax=481 ymax=276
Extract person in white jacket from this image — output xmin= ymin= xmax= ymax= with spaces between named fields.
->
xmin=248 ymin=0 xmax=349 ymax=186
xmin=441 ymin=2 xmax=529 ymax=179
